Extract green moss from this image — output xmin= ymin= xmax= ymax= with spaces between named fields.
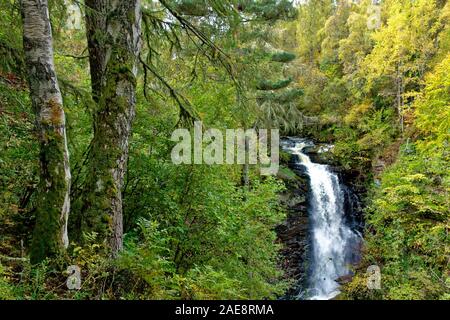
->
xmin=0 ymin=264 xmax=15 ymax=300
xmin=79 ymin=41 xmax=138 ymax=246
xmin=277 ymin=166 xmax=298 ymax=180
xmin=30 ymin=129 xmax=69 ymax=264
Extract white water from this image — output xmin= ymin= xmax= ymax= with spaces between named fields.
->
xmin=282 ymin=138 xmax=360 ymax=300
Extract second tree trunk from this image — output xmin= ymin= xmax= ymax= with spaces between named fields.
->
xmin=82 ymin=0 xmax=141 ymax=254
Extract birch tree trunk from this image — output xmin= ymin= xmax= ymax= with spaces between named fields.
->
xmin=21 ymin=0 xmax=71 ymax=264
xmin=81 ymin=0 xmax=141 ymax=255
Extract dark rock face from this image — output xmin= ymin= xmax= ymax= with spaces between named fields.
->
xmin=301 ymin=142 xmax=366 ymax=236
xmin=276 ymin=165 xmax=310 ymax=298
xmin=302 ymin=144 xmax=336 ymax=166
xmin=276 ymin=139 xmax=366 ymax=299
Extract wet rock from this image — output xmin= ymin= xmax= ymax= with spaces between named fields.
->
xmin=277 ymin=138 xmax=366 ymax=299
xmin=303 ymin=144 xmax=337 ymax=165
xmin=276 ymin=165 xmax=310 ymax=298
xmin=336 ymin=274 xmax=354 ymax=285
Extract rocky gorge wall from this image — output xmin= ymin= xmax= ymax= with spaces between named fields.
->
xmin=276 ymin=140 xmax=366 ymax=299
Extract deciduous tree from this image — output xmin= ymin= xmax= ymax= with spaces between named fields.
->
xmin=21 ymin=0 xmax=71 ymax=263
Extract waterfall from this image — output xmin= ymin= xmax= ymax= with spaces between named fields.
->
xmin=281 ymin=138 xmax=361 ymax=300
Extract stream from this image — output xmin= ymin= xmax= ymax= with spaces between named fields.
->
xmin=281 ymin=137 xmax=362 ymax=300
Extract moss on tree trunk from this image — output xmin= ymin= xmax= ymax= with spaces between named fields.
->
xmin=21 ymin=0 xmax=71 ymax=264
xmin=80 ymin=0 xmax=141 ymax=255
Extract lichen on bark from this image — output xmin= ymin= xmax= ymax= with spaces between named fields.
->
xmin=31 ymin=126 xmax=70 ymax=263
xmin=79 ymin=0 xmax=141 ymax=255
xmin=21 ymin=0 xmax=71 ymax=264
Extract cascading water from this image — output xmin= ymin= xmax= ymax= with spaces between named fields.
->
xmin=281 ymin=137 xmax=361 ymax=300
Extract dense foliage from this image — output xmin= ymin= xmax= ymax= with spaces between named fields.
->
xmin=0 ymin=0 xmax=448 ymax=300
xmin=343 ymin=55 xmax=450 ymax=300
xmin=0 ymin=0 xmax=294 ymax=299
xmin=279 ymin=0 xmax=449 ymax=299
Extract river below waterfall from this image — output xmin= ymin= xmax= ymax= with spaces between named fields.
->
xmin=281 ymin=137 xmax=362 ymax=300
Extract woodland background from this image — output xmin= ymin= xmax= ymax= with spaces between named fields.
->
xmin=0 ymin=0 xmax=448 ymax=300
